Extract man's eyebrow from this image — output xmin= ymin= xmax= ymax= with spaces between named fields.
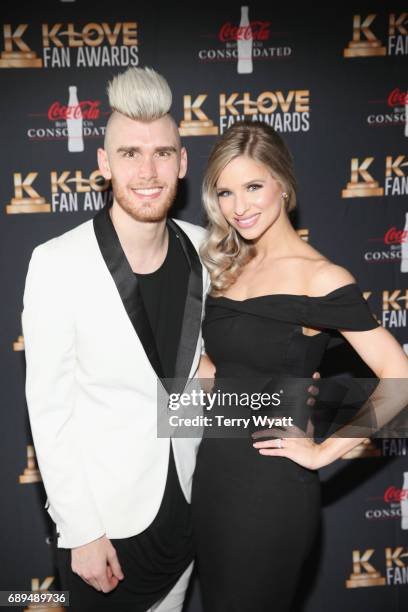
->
xmin=155 ymin=146 xmax=178 ymax=153
xmin=117 ymin=146 xmax=140 ymax=153
xmin=116 ymin=145 xmax=178 ymax=153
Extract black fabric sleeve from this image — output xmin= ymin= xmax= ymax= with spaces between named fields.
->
xmin=304 ymin=283 xmax=380 ymax=331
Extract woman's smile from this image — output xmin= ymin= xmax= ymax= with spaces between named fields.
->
xmin=233 ymin=213 xmax=261 ymax=229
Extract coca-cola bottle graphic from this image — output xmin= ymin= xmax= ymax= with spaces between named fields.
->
xmin=67 ymin=85 xmax=84 ymax=152
xmin=401 ymin=212 xmax=408 ymax=272
xmin=401 ymin=471 xmax=408 ymax=529
xmin=237 ymin=6 xmax=253 ymax=74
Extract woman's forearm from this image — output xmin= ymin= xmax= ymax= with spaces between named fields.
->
xmin=317 ymin=437 xmax=369 ymax=468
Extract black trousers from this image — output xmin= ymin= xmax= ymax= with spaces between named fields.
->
xmin=55 ymin=454 xmax=193 ymax=611
xmin=56 ymin=536 xmax=164 ymax=612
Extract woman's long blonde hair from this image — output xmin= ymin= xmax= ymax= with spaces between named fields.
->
xmin=200 ymin=120 xmax=297 ymax=295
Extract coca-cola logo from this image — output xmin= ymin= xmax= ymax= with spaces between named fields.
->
xmin=384 ymin=227 xmax=408 ymax=245
xmin=384 ymin=486 xmax=408 ymax=503
xmin=48 ymin=100 xmax=101 ymax=121
xmin=218 ymin=21 xmax=271 ymax=42
xmin=388 ymin=88 xmax=408 ymax=108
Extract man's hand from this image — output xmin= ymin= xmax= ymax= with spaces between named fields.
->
xmin=71 ymin=535 xmax=124 ymax=593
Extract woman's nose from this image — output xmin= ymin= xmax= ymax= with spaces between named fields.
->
xmin=234 ymin=195 xmax=250 ymax=216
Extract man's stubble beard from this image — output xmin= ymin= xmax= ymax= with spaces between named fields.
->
xmin=111 ymin=176 xmax=178 ymax=223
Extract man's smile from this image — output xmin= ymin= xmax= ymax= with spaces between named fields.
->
xmin=131 ymin=187 xmax=164 ymax=199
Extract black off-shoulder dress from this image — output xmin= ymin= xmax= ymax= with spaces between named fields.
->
xmin=192 ymin=283 xmax=379 ymax=612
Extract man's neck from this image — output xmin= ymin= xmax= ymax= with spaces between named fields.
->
xmin=109 ymin=201 xmax=169 ymax=274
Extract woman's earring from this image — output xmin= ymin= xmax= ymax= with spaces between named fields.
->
xmin=281 ymin=192 xmax=288 ymax=200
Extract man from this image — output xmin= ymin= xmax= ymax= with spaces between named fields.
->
xmin=23 ymin=67 xmax=207 ymax=611
xmin=23 ymin=66 xmax=319 ymax=611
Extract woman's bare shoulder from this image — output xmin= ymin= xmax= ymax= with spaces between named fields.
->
xmin=307 ymin=260 xmax=357 ymax=297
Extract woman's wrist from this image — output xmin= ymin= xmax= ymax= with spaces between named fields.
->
xmin=314 ymin=437 xmax=369 ymax=469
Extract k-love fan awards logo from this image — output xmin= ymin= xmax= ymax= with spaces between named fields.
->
xmin=19 ymin=445 xmax=42 ymax=484
xmin=0 ymin=21 xmax=139 ymax=69
xmin=342 ymin=154 xmax=408 ymax=198
xmin=23 ymin=577 xmax=63 ymax=612
xmin=4 ymin=168 xmax=111 ymax=214
xmin=366 ymin=88 xmax=408 ymax=137
xmin=346 ymin=546 xmax=408 ymax=587
xmin=325 ymin=286 xmax=408 ymax=332
xmin=342 ymin=438 xmax=408 ymax=459
xmin=27 ymin=85 xmax=108 ymax=152
xmin=178 ymin=89 xmax=310 ymax=136
xmin=344 ymin=12 xmax=407 ymax=57
xmin=13 ymin=334 xmax=24 ymax=351
xmin=366 ymin=288 xmax=408 ymax=330
xmin=14 ymin=339 xmax=43 ymax=485
xmin=364 ymin=472 xmax=408 ymax=529
xmin=198 ymin=5 xmax=292 ymax=74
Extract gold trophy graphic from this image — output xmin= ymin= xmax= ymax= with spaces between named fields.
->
xmin=297 ymin=229 xmax=309 ymax=242
xmin=19 ymin=445 xmax=42 ymax=484
xmin=24 ymin=578 xmax=65 ymax=612
xmin=344 ymin=15 xmax=386 ymax=57
xmin=13 ymin=335 xmax=25 ymax=351
xmin=346 ymin=549 xmax=386 ymax=588
xmin=24 ymin=597 xmax=65 ymax=612
xmin=6 ymin=172 xmax=51 ymax=214
xmin=179 ymin=95 xmax=219 ymax=136
xmin=0 ymin=25 xmax=43 ymax=68
xmin=342 ymin=158 xmax=384 ymax=198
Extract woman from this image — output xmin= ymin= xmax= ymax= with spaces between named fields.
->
xmin=192 ymin=120 xmax=408 ymax=611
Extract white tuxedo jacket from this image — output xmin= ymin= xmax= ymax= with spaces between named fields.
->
xmin=22 ymin=205 xmax=209 ymax=548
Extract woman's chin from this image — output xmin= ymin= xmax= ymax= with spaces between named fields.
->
xmin=234 ymin=224 xmax=263 ymax=241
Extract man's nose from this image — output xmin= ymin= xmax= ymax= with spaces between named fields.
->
xmin=137 ymin=156 xmax=158 ymax=181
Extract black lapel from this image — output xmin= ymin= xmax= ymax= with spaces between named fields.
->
xmin=93 ymin=205 xmax=164 ymax=379
xmin=167 ymin=218 xmax=203 ymax=386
